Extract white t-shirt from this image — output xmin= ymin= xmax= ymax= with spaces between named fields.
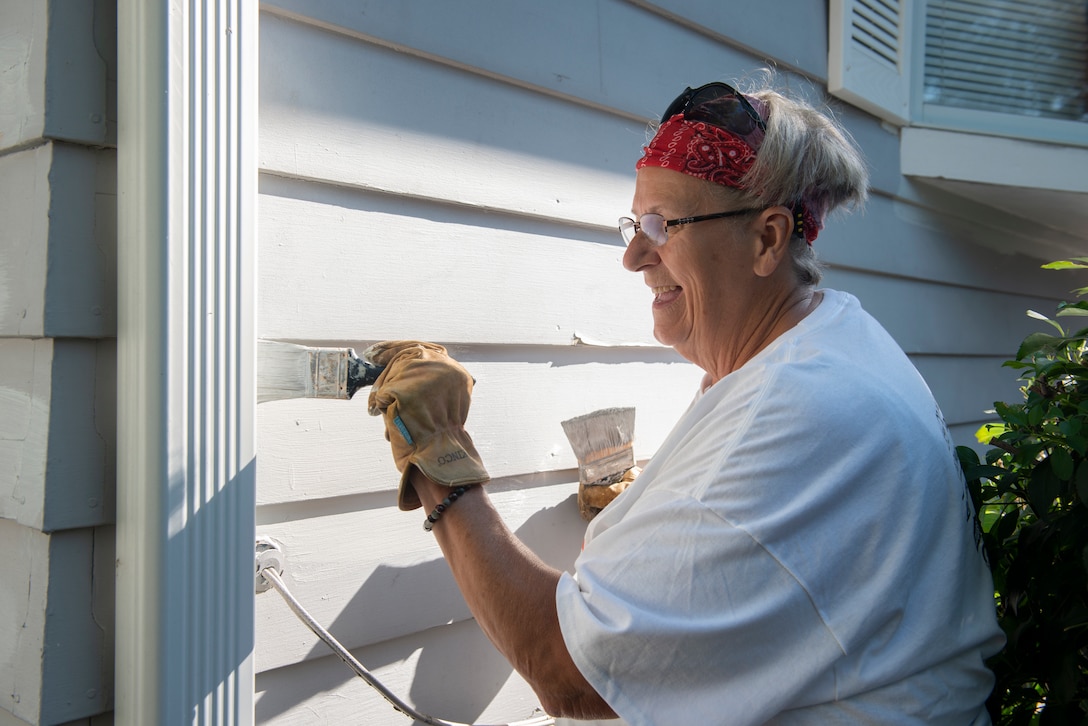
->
xmin=555 ymin=289 xmax=1004 ymax=725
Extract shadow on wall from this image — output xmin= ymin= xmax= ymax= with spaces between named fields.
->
xmin=255 ymin=493 xmax=586 ymax=723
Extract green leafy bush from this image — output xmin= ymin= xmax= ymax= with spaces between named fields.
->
xmin=957 ymin=259 xmax=1088 ymax=725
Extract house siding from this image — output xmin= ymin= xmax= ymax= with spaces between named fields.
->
xmin=1 ymin=0 xmax=1082 ymax=725
xmin=0 ymin=0 xmax=117 ymax=723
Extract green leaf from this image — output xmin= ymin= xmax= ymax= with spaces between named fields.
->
xmin=1056 ymin=301 xmax=1088 ymax=317
xmin=1026 ymin=310 xmax=1065 ymax=336
xmin=1058 ymin=418 xmax=1083 ymax=438
xmin=976 ymin=423 xmax=1006 ymax=444
xmin=1027 ymin=402 xmax=1047 ymax=428
xmin=956 ymin=445 xmax=980 ymax=469
xmin=995 ymin=402 xmax=1029 ymax=428
xmin=970 ymin=464 xmax=1009 ymax=483
xmin=1028 ymin=465 xmax=1061 ymax=516
xmin=1050 ymin=448 xmax=1074 ymax=480
xmin=1077 ymin=462 xmax=1088 ymax=510
xmin=1065 ymin=433 xmax=1088 ymax=457
xmin=995 ymin=506 xmax=1020 ymax=543
xmin=1042 ymin=258 xmax=1088 ymax=270
xmin=1017 ymin=332 xmax=1061 ymax=361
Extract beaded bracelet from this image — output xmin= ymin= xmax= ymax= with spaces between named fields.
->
xmin=423 ymin=485 xmax=472 ymax=532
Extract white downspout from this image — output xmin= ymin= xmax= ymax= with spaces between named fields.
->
xmin=116 ymin=0 xmax=257 ymax=723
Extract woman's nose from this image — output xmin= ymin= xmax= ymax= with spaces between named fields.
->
xmin=622 ymin=233 xmax=659 ymax=272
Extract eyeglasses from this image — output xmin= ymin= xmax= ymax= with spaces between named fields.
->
xmin=661 ymin=82 xmax=767 ymax=138
xmin=618 ymin=209 xmax=762 ymax=247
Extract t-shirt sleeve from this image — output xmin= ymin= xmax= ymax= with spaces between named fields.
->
xmin=555 ymin=489 xmax=844 ymax=726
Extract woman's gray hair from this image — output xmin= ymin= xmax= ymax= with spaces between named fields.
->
xmin=710 ymin=80 xmax=870 ymax=286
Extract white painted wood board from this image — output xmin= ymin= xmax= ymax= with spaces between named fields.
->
xmin=0 ymin=0 xmax=113 ymax=153
xmin=259 ymin=0 xmax=759 ymax=126
xmin=911 ymin=355 xmax=1021 ymax=427
xmin=41 ymin=0 xmax=114 ymax=147
xmin=41 ymin=339 xmax=116 ymax=530
xmin=0 ymin=708 xmax=33 ymax=726
xmin=256 ymin=357 xmax=703 ymax=505
xmin=823 ymin=267 xmax=1061 ymax=357
xmin=0 ymin=145 xmax=50 ymax=336
xmin=255 ymin=617 xmax=546 ymax=726
xmin=0 ymin=143 xmax=113 ymax=338
xmin=255 ymin=480 xmax=587 ymax=674
xmin=816 ymin=192 xmax=1076 ymax=300
xmin=0 ymin=524 xmax=112 ymax=724
xmin=43 ymin=144 xmax=117 ymax=338
xmin=36 ymin=528 xmax=113 ymax=723
xmin=0 ymin=338 xmax=115 ymax=531
xmin=0 ymin=0 xmax=47 ymax=152
xmin=258 ymin=12 xmax=643 ymax=228
xmin=0 ymin=339 xmax=52 ymax=530
xmin=257 ymin=188 xmax=651 ymax=346
xmin=0 ymin=520 xmax=49 ymax=725
xmin=628 ymin=0 xmax=830 ymax=78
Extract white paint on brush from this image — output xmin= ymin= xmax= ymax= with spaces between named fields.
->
xmin=257 ymin=341 xmax=319 ymax=403
xmin=258 ymin=340 xmax=366 ymax=403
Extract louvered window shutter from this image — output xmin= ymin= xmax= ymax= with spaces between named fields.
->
xmin=924 ymin=0 xmax=1087 ymax=122
xmin=829 ymin=0 xmax=913 ymax=125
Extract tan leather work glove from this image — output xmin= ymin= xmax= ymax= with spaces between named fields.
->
xmin=364 ymin=341 xmax=490 ymax=510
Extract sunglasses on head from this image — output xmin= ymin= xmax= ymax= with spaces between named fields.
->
xmin=660 ymin=82 xmax=767 ymax=138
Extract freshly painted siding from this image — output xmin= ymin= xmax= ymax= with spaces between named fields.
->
xmin=252 ymin=1 xmax=1082 ymax=723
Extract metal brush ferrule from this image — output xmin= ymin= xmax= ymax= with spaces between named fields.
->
xmin=309 ymin=349 xmax=352 ymax=399
xmin=580 ymin=448 xmax=635 ymax=487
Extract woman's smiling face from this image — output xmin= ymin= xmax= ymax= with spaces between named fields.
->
xmin=622 ymin=166 xmax=765 ymax=372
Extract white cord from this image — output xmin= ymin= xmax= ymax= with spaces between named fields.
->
xmin=261 ymin=567 xmax=555 ymax=726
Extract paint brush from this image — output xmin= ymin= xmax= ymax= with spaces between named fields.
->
xmin=561 ymin=407 xmax=638 ymax=520
xmin=257 ymin=340 xmax=385 ymax=404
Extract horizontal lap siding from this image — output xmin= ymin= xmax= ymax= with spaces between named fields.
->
xmin=256 ymin=618 xmax=550 ymax=725
xmin=257 ymin=358 xmax=702 ymax=505
xmin=255 ymin=12 xmax=642 ymax=718
xmin=254 ymin=1 xmax=1073 ymax=722
xmin=256 ymin=482 xmax=586 ymax=673
xmin=257 ymin=185 xmax=649 ymax=346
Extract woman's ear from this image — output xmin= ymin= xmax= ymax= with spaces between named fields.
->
xmin=752 ymin=206 xmax=794 ymax=278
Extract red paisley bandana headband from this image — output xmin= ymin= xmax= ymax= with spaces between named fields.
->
xmin=636 ymin=112 xmax=821 ymax=244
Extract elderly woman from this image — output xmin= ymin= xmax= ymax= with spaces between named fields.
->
xmin=366 ymin=80 xmax=1004 ymax=725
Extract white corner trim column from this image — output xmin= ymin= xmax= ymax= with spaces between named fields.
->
xmin=116 ymin=0 xmax=257 ymax=724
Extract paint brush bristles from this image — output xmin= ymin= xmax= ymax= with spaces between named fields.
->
xmin=257 ymin=341 xmax=384 ymax=403
xmin=561 ymin=407 xmax=636 ymax=486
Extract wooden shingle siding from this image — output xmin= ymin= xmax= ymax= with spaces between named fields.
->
xmin=0 ymin=336 xmax=116 ymax=533
xmin=0 ymin=520 xmax=114 ymax=724
xmin=0 ymin=0 xmax=117 ymax=722
xmin=0 ymin=142 xmax=117 ymax=339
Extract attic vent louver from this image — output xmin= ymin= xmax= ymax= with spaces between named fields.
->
xmin=829 ymin=0 xmax=913 ymax=125
xmin=853 ymin=0 xmax=903 ymax=67
xmin=924 ymin=0 xmax=1088 ymax=122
